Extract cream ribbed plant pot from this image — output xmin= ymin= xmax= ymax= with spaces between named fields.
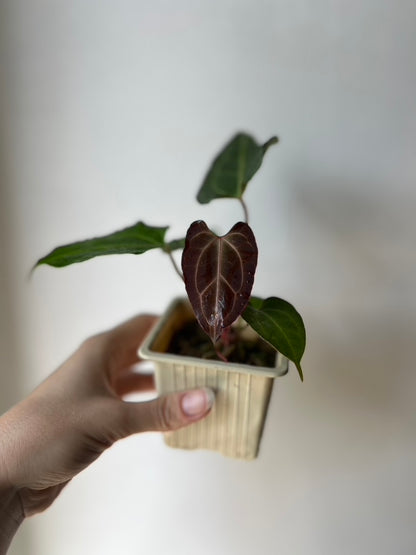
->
xmin=139 ymin=298 xmax=288 ymax=460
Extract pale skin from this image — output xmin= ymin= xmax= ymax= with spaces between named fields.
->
xmin=0 ymin=315 xmax=215 ymax=554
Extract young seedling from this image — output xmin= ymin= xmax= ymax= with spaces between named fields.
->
xmin=34 ymin=133 xmax=306 ymax=380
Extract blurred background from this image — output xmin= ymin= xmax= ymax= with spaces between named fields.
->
xmin=1 ymin=1 xmax=415 ymax=553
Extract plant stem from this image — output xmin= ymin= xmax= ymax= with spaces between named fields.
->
xmin=239 ymin=197 xmax=249 ymax=224
xmin=167 ymin=250 xmax=184 ymax=281
xmin=215 ymin=347 xmax=228 ymax=363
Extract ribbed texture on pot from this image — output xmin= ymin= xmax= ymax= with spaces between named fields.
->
xmin=155 ymin=363 xmax=274 ymax=460
xmin=139 ymin=298 xmax=288 ymax=460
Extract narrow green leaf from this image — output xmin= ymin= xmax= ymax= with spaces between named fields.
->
xmin=164 ymin=237 xmax=186 ymax=252
xmin=243 ymin=296 xmax=306 ymax=381
xmin=34 ymin=221 xmax=168 ymax=269
xmin=197 ymin=133 xmax=278 ymax=204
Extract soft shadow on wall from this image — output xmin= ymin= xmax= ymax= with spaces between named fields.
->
xmin=0 ymin=13 xmax=34 ymax=551
xmin=0 ymin=97 xmax=22 ymax=414
xmin=0 ymin=174 xmax=21 ymax=413
xmin=286 ymin=178 xmax=416 ymax=426
xmin=211 ymin=178 xmax=416 ymax=555
xmin=252 ymin=180 xmax=416 ymax=553
xmin=0 ymin=134 xmax=34 ymax=555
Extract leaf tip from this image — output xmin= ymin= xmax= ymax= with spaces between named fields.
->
xmin=27 ymin=265 xmax=37 ymax=281
xmin=196 ymin=191 xmax=209 ymax=205
xmin=31 ymin=258 xmax=44 ymax=272
xmin=263 ymin=136 xmax=279 ymax=152
xmin=296 ymin=363 xmax=304 ymax=382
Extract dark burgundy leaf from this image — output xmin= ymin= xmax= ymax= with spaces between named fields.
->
xmin=182 ymin=220 xmax=258 ymax=343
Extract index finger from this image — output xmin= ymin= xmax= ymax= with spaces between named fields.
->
xmin=104 ymin=314 xmax=158 ymax=377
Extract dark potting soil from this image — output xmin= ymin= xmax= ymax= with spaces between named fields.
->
xmin=167 ymin=319 xmax=276 ymax=368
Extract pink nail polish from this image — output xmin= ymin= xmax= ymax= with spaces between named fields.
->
xmin=181 ymin=388 xmax=215 ymax=416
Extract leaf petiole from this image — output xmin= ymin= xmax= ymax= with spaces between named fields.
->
xmin=167 ymin=250 xmax=184 ymax=281
xmin=215 ymin=347 xmax=229 ymax=363
xmin=162 ymin=244 xmax=184 ymax=281
xmin=239 ymin=197 xmax=249 ymax=224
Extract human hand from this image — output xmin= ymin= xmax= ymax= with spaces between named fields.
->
xmin=0 ymin=315 xmax=214 ymax=532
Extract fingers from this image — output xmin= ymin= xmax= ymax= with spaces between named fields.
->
xmin=19 ymin=482 xmax=70 ymax=517
xmin=117 ymin=388 xmax=215 ymax=436
xmin=104 ymin=314 xmax=158 ymax=378
xmin=113 ymin=371 xmax=155 ymax=397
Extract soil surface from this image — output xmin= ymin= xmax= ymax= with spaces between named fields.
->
xmin=167 ymin=319 xmax=276 ymax=368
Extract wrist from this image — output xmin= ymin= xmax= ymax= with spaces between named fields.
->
xmin=0 ymin=487 xmax=24 ymax=555
xmin=0 ymin=414 xmax=24 ymax=555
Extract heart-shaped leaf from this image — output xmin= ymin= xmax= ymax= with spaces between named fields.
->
xmin=243 ymin=296 xmax=306 ymax=381
xmin=197 ymin=133 xmax=278 ymax=204
xmin=182 ymin=220 xmax=258 ymax=343
xmin=34 ymin=221 xmax=168 ymax=269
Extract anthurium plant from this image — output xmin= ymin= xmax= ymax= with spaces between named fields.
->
xmin=35 ymin=133 xmax=306 ymax=380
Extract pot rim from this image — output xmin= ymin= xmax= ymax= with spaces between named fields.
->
xmin=139 ymin=297 xmax=289 ymax=378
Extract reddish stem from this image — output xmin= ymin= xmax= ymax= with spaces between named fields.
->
xmin=215 ymin=347 xmax=228 ymax=363
xmin=220 ymin=326 xmax=233 ymax=347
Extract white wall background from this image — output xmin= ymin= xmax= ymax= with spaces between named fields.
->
xmin=1 ymin=1 xmax=416 ymax=553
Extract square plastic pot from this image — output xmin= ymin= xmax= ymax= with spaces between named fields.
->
xmin=139 ymin=298 xmax=288 ymax=460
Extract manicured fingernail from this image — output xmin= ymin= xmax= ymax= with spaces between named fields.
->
xmin=181 ymin=388 xmax=215 ymax=417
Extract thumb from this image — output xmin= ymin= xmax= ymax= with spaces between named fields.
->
xmin=117 ymin=388 xmax=215 ymax=436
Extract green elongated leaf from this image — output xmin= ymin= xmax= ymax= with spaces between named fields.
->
xmin=164 ymin=237 xmax=186 ymax=252
xmin=34 ymin=221 xmax=168 ymax=268
xmin=243 ymin=296 xmax=306 ymax=381
xmin=197 ymin=133 xmax=278 ymax=204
